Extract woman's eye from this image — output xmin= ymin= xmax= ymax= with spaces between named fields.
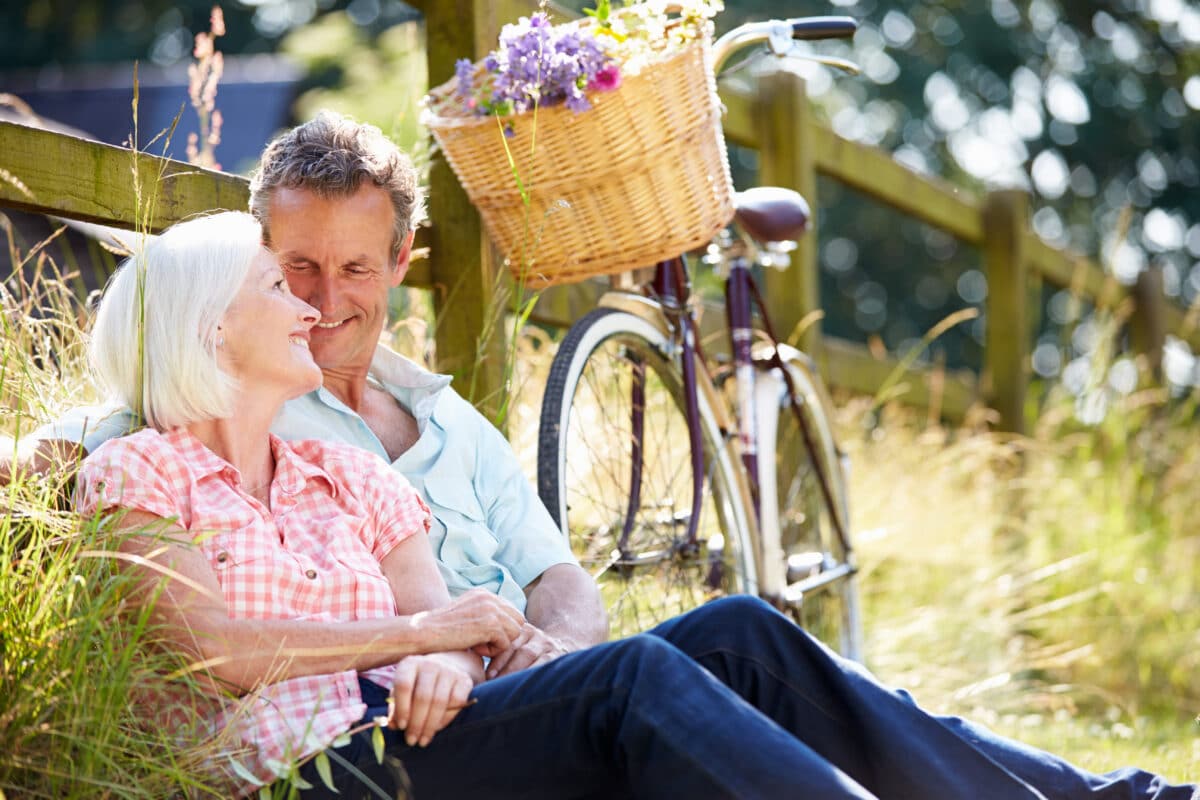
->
xmin=273 ymin=279 xmax=286 ymax=290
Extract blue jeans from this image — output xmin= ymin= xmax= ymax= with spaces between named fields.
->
xmin=291 ymin=596 xmax=1195 ymax=799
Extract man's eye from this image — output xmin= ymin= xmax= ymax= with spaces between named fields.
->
xmin=283 ymin=263 xmax=311 ymax=273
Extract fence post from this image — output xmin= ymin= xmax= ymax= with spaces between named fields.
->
xmin=756 ymin=72 xmax=821 ymax=360
xmin=982 ymin=190 xmax=1031 ymax=434
xmin=1131 ymin=267 xmax=1166 ymax=382
xmin=420 ymin=0 xmax=540 ymax=421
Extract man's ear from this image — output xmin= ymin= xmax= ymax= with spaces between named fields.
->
xmin=390 ymin=231 xmax=416 ymax=288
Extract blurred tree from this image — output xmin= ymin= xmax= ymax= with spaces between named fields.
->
xmin=0 ymin=0 xmax=419 ymax=70
xmin=6 ymin=0 xmax=1197 ymax=381
xmin=715 ymin=0 xmax=1199 ymax=381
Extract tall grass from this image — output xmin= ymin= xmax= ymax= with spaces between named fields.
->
xmin=845 ymin=384 xmax=1200 ymax=780
xmin=1 ymin=242 xmax=222 ymax=797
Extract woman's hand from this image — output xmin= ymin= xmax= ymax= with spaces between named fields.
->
xmin=413 ymin=589 xmax=527 ymax=657
xmin=388 ymin=653 xmax=476 ymax=747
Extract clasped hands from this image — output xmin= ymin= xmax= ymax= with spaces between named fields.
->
xmin=387 ymin=590 xmax=571 ymax=747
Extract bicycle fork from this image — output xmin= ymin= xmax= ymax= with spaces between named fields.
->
xmin=617 ymin=258 xmax=707 ymax=566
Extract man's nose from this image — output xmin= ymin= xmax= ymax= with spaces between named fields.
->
xmin=310 ymin=272 xmax=342 ymax=313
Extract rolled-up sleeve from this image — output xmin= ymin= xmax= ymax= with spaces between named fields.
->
xmin=356 ymin=451 xmax=431 ymax=561
xmin=470 ymin=411 xmax=577 ymax=589
xmin=75 ymin=434 xmax=182 ymax=523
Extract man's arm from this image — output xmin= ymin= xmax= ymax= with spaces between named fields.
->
xmin=485 ymin=563 xmax=609 ymax=678
xmin=463 ymin=403 xmax=609 ymax=677
xmin=0 ymin=437 xmax=83 ymax=486
xmin=3 ymin=403 xmax=136 ymax=488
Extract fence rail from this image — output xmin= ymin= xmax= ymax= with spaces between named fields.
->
xmin=3 ymin=7 xmax=1195 ymax=433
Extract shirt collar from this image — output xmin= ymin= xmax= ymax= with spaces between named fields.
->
xmin=271 ymin=435 xmax=339 ymax=497
xmin=367 ymin=344 xmax=453 ymax=423
xmin=161 ymin=428 xmax=336 ymax=497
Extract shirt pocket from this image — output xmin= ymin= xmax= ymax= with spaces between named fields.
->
xmin=327 ymin=529 xmax=397 ymax=618
xmin=202 ymin=528 xmax=288 ymax=617
xmin=204 ymin=529 xmax=275 ymax=572
xmin=421 ymin=452 xmax=487 ymax=524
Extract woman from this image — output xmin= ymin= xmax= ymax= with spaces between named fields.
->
xmin=76 ymin=211 xmax=525 ymax=795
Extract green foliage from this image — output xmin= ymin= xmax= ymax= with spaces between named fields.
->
xmin=281 ymin=13 xmax=427 ymax=153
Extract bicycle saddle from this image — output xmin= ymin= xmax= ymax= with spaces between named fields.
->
xmin=733 ymin=186 xmax=810 ymax=243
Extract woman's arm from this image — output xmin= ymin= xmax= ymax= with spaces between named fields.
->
xmin=377 ymin=515 xmax=514 ymax=746
xmin=112 ymin=510 xmax=523 ymax=694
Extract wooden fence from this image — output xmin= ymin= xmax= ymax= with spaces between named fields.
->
xmin=3 ymin=1 xmax=1195 ymax=434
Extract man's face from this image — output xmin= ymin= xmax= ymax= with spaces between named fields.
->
xmin=266 ymin=185 xmax=408 ymax=375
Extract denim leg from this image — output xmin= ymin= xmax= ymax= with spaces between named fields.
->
xmin=648 ymin=596 xmax=1197 ymax=800
xmin=293 ymin=634 xmax=875 ymax=800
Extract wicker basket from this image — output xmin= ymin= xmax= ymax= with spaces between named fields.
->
xmin=423 ymin=35 xmax=734 ymax=289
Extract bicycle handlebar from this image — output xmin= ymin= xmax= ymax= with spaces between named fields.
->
xmin=712 ymin=15 xmax=858 ymax=74
xmin=790 ymin=16 xmax=859 ymax=40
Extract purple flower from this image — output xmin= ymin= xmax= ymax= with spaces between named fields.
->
xmin=454 ymin=58 xmax=474 ymax=108
xmin=470 ymin=11 xmax=618 ymax=117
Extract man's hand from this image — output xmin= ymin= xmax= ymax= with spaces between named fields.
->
xmin=414 ymin=589 xmax=526 ymax=658
xmin=485 ymin=623 xmax=571 ymax=679
xmin=388 ymin=653 xmax=475 ymax=747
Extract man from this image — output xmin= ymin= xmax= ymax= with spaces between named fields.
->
xmin=8 ymin=112 xmax=1195 ymax=798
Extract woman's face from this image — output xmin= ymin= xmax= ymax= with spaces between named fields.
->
xmin=219 ymin=248 xmax=323 ymax=399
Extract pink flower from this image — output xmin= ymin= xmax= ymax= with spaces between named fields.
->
xmin=588 ymin=64 xmax=621 ymax=93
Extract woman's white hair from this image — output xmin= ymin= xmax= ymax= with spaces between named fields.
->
xmin=90 ymin=211 xmax=262 ymax=431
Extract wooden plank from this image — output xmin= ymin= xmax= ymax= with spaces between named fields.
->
xmin=982 ymin=190 xmax=1030 ymax=434
xmin=724 ymin=92 xmax=985 ymax=244
xmin=820 ymin=336 xmax=977 ymax=421
xmin=1131 ymin=267 xmax=1166 ymax=380
xmin=0 ymin=121 xmax=248 ymax=232
xmin=530 ymin=279 xmax=608 ymax=330
xmin=1024 ymin=234 xmax=1128 ymax=309
xmin=812 ymin=125 xmax=985 ymax=245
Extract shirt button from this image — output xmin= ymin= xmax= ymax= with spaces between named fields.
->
xmin=305 ymin=569 xmax=317 ymax=580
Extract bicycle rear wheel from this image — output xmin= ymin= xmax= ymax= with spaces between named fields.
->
xmin=755 ymin=345 xmax=862 ymax=660
xmin=538 ymin=307 xmax=754 ymax=637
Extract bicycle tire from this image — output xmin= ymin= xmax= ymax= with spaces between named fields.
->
xmin=753 ymin=345 xmax=862 ymax=660
xmin=538 ymin=307 xmax=755 ymax=636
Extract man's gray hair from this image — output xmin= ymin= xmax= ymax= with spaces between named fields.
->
xmin=90 ymin=212 xmax=261 ymax=431
xmin=249 ymin=111 xmax=426 ymax=262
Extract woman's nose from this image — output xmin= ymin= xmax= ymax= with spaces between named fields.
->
xmin=296 ymin=298 xmax=320 ymax=328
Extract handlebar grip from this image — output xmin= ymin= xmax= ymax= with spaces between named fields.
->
xmin=789 ymin=16 xmax=858 ymax=40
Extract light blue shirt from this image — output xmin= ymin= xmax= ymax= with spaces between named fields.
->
xmin=35 ymin=346 xmax=576 ymax=613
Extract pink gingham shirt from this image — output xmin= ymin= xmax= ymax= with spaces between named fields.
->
xmin=76 ymin=427 xmax=431 ymax=794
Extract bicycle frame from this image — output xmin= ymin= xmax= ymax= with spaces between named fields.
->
xmin=594 ymin=247 xmax=851 ymax=604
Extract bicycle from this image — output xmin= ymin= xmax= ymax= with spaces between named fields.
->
xmin=536 ymin=14 xmax=863 ymax=659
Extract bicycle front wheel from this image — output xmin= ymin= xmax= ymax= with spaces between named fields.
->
xmin=756 ymin=346 xmax=862 ymax=660
xmin=538 ymin=307 xmax=754 ymax=637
